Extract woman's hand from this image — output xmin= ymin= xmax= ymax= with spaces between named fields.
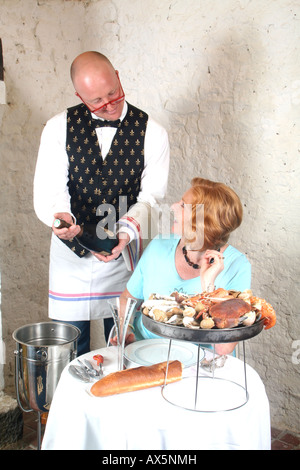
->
xmin=200 ymin=249 xmax=225 ymax=291
xmin=109 ymin=327 xmax=136 ymax=346
xmin=109 ymin=289 xmax=138 ymax=345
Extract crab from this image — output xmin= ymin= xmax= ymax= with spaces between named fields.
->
xmin=208 ymin=298 xmax=252 ymax=329
xmin=202 ymin=289 xmax=276 ymax=330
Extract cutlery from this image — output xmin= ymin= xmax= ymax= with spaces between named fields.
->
xmin=78 ymin=359 xmax=98 ymax=377
xmin=69 ymin=365 xmax=91 ymax=383
xmin=84 ymin=358 xmax=102 ymax=376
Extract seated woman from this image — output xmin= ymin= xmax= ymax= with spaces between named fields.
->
xmin=119 ymin=177 xmax=251 ymax=355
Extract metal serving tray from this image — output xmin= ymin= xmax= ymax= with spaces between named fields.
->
xmin=142 ymin=315 xmax=264 ymax=344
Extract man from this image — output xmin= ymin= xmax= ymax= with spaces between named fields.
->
xmin=34 ymin=52 xmax=170 ymax=355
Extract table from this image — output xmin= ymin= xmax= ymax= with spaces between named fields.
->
xmin=42 ymin=346 xmax=271 ymax=450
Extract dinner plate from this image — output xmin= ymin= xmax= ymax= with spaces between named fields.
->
xmin=124 ymin=339 xmax=203 ymax=369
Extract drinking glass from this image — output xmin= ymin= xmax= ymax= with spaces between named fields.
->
xmin=108 ymin=296 xmax=137 ymax=370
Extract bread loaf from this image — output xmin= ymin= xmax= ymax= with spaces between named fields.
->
xmin=90 ymin=360 xmax=182 ymax=397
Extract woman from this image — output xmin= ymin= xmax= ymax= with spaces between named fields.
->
xmin=120 ymin=177 xmax=251 ymax=355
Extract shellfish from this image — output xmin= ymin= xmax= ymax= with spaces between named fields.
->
xmin=142 ymin=289 xmax=276 ymax=331
xmin=166 ymin=314 xmax=183 ymax=325
xmin=182 ymin=316 xmax=200 ymax=329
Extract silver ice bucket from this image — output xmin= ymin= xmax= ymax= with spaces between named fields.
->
xmin=13 ymin=322 xmax=80 ymax=413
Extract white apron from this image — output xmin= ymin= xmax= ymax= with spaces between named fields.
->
xmin=48 ymin=233 xmax=132 ymax=321
xmin=48 ymin=202 xmax=156 ymax=321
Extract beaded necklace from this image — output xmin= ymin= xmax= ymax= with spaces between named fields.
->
xmin=182 ymin=245 xmax=221 ymax=269
xmin=182 ymin=245 xmax=200 ymax=270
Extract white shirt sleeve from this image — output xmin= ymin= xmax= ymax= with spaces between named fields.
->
xmin=33 ymin=111 xmax=71 ymax=227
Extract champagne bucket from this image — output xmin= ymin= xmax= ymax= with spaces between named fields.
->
xmin=13 ymin=322 xmax=80 ymax=413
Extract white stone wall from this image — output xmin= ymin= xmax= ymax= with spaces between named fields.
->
xmin=0 ymin=0 xmax=299 ymax=432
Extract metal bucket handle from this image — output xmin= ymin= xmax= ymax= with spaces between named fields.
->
xmin=14 ymin=345 xmax=33 ymax=413
xmin=14 ymin=345 xmax=44 ymax=450
xmin=36 ymin=347 xmax=48 ymax=361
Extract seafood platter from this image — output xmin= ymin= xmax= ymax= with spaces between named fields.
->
xmin=142 ymin=288 xmax=276 ymax=344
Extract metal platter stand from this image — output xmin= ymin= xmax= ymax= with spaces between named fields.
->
xmin=142 ymin=315 xmax=265 ymax=412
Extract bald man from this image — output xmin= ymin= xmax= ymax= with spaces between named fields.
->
xmin=34 ymin=52 xmax=169 ymax=355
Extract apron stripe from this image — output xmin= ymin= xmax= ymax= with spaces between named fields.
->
xmin=49 ymin=290 xmax=122 ymax=301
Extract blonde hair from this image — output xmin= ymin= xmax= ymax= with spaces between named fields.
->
xmin=188 ymin=177 xmax=243 ymax=250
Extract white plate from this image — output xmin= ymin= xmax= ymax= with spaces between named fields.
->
xmin=124 ymin=339 xmax=203 ymax=369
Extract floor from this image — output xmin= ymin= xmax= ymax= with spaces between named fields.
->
xmin=1 ymin=412 xmax=46 ymax=450
xmin=1 ymin=411 xmax=299 ymax=450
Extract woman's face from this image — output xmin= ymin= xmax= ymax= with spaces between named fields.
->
xmin=171 ymin=188 xmax=194 ymax=236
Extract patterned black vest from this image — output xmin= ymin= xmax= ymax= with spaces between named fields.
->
xmin=63 ymin=102 xmax=148 ymax=257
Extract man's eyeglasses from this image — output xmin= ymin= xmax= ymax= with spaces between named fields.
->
xmin=75 ymin=71 xmax=125 ymax=113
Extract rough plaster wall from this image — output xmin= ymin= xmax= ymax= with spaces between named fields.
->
xmin=0 ymin=0 xmax=299 ymax=432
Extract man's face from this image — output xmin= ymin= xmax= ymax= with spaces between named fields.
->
xmin=75 ymin=70 xmax=125 ymax=121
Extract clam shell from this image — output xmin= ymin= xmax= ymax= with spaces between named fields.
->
xmin=142 ymin=299 xmax=178 ymax=311
xmin=149 ymin=308 xmax=169 ymax=323
xmin=241 ymin=310 xmax=256 ymax=326
xmin=200 ymin=317 xmax=215 ymax=329
xmin=182 ymin=306 xmax=196 ymax=317
xmin=166 ymin=314 xmax=183 ymax=325
xmin=182 ymin=316 xmax=200 ymax=329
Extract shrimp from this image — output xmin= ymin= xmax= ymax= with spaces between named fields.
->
xmin=250 ymin=297 xmax=276 ymax=330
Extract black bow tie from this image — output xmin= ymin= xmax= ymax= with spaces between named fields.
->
xmin=93 ymin=118 xmax=121 ymax=128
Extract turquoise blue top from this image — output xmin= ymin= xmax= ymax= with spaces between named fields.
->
xmin=127 ymin=235 xmax=251 ymax=340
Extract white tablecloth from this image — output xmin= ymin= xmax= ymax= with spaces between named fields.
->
xmin=42 ymin=346 xmax=271 ymax=450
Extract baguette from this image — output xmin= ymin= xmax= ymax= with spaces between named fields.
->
xmin=90 ymin=360 xmax=182 ymax=397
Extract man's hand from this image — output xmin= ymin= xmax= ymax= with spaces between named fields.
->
xmin=91 ymin=231 xmax=130 ymax=262
xmin=52 ymin=212 xmax=82 ymax=240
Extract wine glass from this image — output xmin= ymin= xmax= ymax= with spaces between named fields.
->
xmin=107 ymin=296 xmax=137 ymax=370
